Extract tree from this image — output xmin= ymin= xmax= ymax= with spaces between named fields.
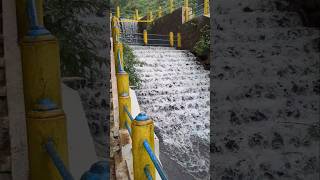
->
xmin=44 ymin=0 xmax=108 ymax=78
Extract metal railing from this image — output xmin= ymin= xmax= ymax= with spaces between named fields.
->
xmin=111 ymin=0 xmax=210 ymax=23
xmin=44 ymin=140 xmax=75 ymax=180
xmin=123 ymin=104 xmax=169 ymax=180
xmin=118 ymin=31 xmax=180 ymax=48
xmin=113 ymin=31 xmax=168 ymax=177
xmin=143 ymin=140 xmax=169 ymax=180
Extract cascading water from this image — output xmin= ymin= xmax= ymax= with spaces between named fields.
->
xmin=119 ymin=20 xmax=142 ymax=44
xmin=131 ymin=46 xmax=210 ymax=179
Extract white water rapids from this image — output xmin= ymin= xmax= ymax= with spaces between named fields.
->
xmin=132 ymin=45 xmax=210 ymax=179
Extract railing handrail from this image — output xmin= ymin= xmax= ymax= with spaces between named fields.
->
xmin=144 ymin=165 xmax=153 ymax=180
xmin=44 ymin=140 xmax=75 ymax=180
xmin=143 ymin=140 xmax=168 ymax=180
xmin=112 ymin=0 xmax=209 ymax=22
xmin=124 ymin=105 xmax=134 ymax=122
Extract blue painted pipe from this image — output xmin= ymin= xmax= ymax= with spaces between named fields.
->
xmin=44 ymin=140 xmax=75 ymax=180
xmin=143 ymin=140 xmax=168 ymax=180
xmin=26 ymin=0 xmax=50 ymax=36
xmin=144 ymin=165 xmax=153 ymax=180
xmin=80 ymin=161 xmax=109 ymax=180
xmin=125 ymin=121 xmax=132 ymax=136
xmin=117 ymin=49 xmax=124 ymax=72
xmin=27 ymin=0 xmax=38 ymax=28
xmin=124 ymin=106 xmax=134 ymax=122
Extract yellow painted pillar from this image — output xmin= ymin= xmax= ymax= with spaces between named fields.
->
xmin=116 ymin=71 xmax=129 ymax=96
xmin=135 ymin=9 xmax=139 ymax=20
xmin=118 ymin=93 xmax=131 ymax=129
xmin=143 ymin=30 xmax=148 ymax=45
xmin=112 ymin=27 xmax=120 ymax=50
xmin=21 ymin=35 xmax=62 ymax=111
xmin=177 ymin=32 xmax=182 ymax=48
xmin=184 ymin=0 xmax=189 ymax=22
xmin=204 ymin=0 xmax=210 ymax=16
xmin=18 ymin=0 xmax=70 ymax=179
xmin=116 ymin=6 xmax=121 ymax=18
xmin=132 ymin=113 xmax=156 ymax=180
xmin=169 ymin=32 xmax=174 ymax=47
xmin=158 ymin=6 xmax=163 ymax=18
xmin=27 ymin=107 xmax=69 ymax=180
xmin=111 ymin=17 xmax=119 ymax=39
xmin=169 ymin=0 xmax=174 ymax=13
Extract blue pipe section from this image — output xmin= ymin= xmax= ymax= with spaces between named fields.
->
xmin=80 ymin=161 xmax=109 ymax=180
xmin=117 ymin=49 xmax=124 ymax=72
xmin=44 ymin=140 xmax=75 ymax=180
xmin=143 ymin=140 xmax=168 ymax=180
xmin=135 ymin=112 xmax=149 ymax=121
xmin=144 ymin=165 xmax=153 ymax=180
xmin=124 ymin=106 xmax=133 ymax=122
xmin=125 ymin=121 xmax=132 ymax=136
xmin=26 ymin=0 xmax=50 ymax=36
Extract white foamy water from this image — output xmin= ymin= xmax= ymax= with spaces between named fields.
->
xmin=119 ymin=20 xmax=142 ymax=44
xmin=131 ymin=45 xmax=210 ymax=179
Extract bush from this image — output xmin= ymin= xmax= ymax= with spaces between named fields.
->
xmin=44 ymin=0 xmax=107 ymax=78
xmin=123 ymin=44 xmax=143 ymax=88
xmin=193 ymin=24 xmax=210 ymax=58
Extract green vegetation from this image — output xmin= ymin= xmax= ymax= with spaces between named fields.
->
xmin=44 ymin=0 xmax=107 ymax=78
xmin=123 ymin=44 xmax=143 ymax=88
xmin=193 ymin=24 xmax=210 ymax=58
xmin=111 ymin=0 xmax=199 ymax=18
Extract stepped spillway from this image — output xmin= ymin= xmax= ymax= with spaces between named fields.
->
xmin=131 ymin=45 xmax=210 ymax=179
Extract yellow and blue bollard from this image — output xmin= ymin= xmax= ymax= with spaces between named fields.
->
xmin=18 ymin=1 xmax=70 ymax=179
xmin=116 ymin=69 xmax=129 ymax=97
xmin=177 ymin=32 xmax=182 ymax=48
xmin=169 ymin=32 xmax=174 ymax=47
xmin=132 ymin=113 xmax=156 ymax=180
xmin=143 ymin=30 xmax=148 ymax=45
xmin=118 ymin=92 xmax=131 ymax=129
xmin=26 ymin=100 xmax=69 ymax=180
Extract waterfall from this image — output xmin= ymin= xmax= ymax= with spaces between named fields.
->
xmin=132 ymin=46 xmax=210 ymax=179
xmin=119 ymin=20 xmax=141 ymax=44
